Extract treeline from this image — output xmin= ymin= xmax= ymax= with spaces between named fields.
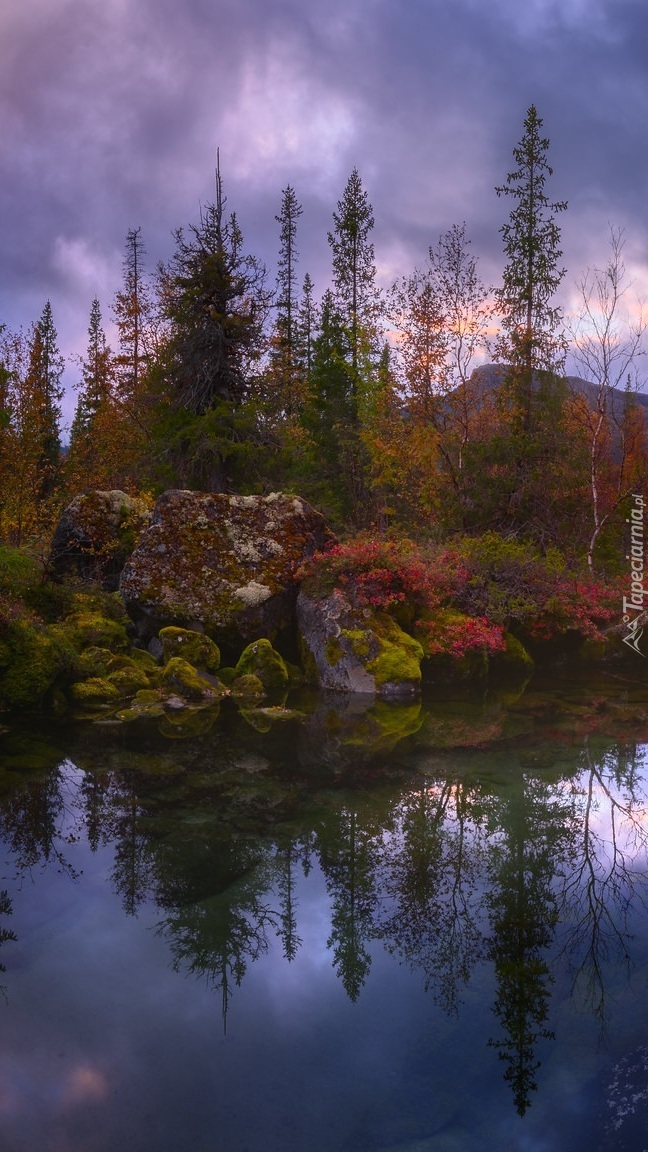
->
xmin=0 ymin=107 xmax=646 ymax=570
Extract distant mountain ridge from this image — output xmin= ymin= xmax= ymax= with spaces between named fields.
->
xmin=469 ymin=362 xmax=648 ymax=417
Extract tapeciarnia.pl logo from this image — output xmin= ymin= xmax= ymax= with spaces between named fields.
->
xmin=622 ymin=493 xmax=646 ymax=657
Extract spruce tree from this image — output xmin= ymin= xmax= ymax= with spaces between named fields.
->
xmin=24 ymin=301 xmax=64 ymax=503
xmin=155 ymin=157 xmax=270 ymax=490
xmin=492 ymin=106 xmax=573 ymax=542
xmin=271 ymin=185 xmax=303 ymax=415
xmin=495 ymin=104 xmax=567 ymax=421
xmin=328 ymin=168 xmax=380 ymax=398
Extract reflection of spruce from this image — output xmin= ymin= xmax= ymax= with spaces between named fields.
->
xmin=0 ymin=890 xmax=16 ymax=1001
xmin=275 ymin=837 xmax=306 ymax=963
xmin=317 ymin=806 xmax=381 ymax=1001
xmin=486 ymin=776 xmax=568 ymax=1116
xmin=155 ymin=840 xmax=279 ymax=1033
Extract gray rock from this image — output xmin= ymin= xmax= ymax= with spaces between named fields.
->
xmin=296 ymin=589 xmax=423 ymax=698
xmin=119 ymin=490 xmax=333 ymax=644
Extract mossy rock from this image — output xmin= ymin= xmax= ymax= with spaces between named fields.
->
xmin=161 ymin=657 xmax=222 ymax=701
xmin=159 ymin=627 xmax=221 ymax=672
xmin=69 ymin=677 xmax=122 ymax=709
xmin=0 ymin=622 xmax=75 ymax=711
xmin=75 ymin=646 xmax=114 ymax=680
xmin=490 ymin=631 xmax=535 ymax=679
xmin=364 ymin=616 xmax=423 ymax=697
xmin=129 ymin=647 xmax=159 ymax=671
xmin=107 ymin=666 xmax=152 ymax=696
xmin=230 ymin=673 xmax=266 ymax=699
xmin=52 ymin=611 xmax=129 ymax=654
xmin=234 ymin=639 xmax=289 ymax=691
xmin=217 ymin=666 xmax=237 ymax=686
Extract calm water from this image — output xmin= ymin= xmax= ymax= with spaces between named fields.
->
xmin=0 ymin=673 xmax=648 ymax=1152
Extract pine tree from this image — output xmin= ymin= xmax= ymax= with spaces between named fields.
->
xmin=328 ymin=168 xmax=380 ymax=397
xmin=154 ymin=157 xmax=271 ymax=490
xmin=67 ymin=298 xmax=117 ymax=492
xmin=296 ymin=273 xmax=316 ymax=386
xmin=495 ymin=105 xmax=568 ymax=421
xmin=492 ymin=106 xmax=573 ymax=542
xmin=114 ymin=227 xmax=151 ymax=406
xmin=24 ymin=301 xmax=64 ymax=505
xmin=271 ymin=185 xmax=303 ymax=415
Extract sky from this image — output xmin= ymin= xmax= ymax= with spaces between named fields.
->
xmin=1 ymin=0 xmax=648 ymax=428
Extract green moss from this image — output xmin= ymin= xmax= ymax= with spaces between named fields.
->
xmin=234 ymin=639 xmax=289 ymax=691
xmin=0 ymin=623 xmax=75 ymax=711
xmin=129 ymin=648 xmax=159 ymax=671
xmin=161 ymin=657 xmax=221 ymax=701
xmin=230 ymin=673 xmax=266 ymax=698
xmin=365 ymin=615 xmax=423 ymax=694
xmin=577 ymin=637 xmax=607 ymax=662
xmin=496 ymin=632 xmax=535 ymax=676
xmin=107 ymin=666 xmax=152 ymax=696
xmin=51 ymin=611 xmax=129 ymax=653
xmin=159 ymin=627 xmax=221 ymax=672
xmin=285 ymin=661 xmax=304 ymax=687
xmin=325 ymin=637 xmax=343 ymax=666
xmin=341 ymin=628 xmax=373 ymax=661
xmin=69 ymin=677 xmax=122 ymax=709
xmin=76 ymin=646 xmax=113 ymax=679
xmin=217 ymin=666 xmax=237 ymax=686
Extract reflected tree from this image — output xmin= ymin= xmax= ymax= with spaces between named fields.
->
xmin=317 ymin=804 xmax=383 ymax=1001
xmin=558 ymin=740 xmax=648 ymax=1031
xmin=485 ymin=772 xmax=574 ymax=1116
xmin=380 ymin=778 xmax=487 ymax=1014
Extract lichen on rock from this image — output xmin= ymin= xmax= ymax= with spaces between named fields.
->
xmin=49 ymin=490 xmax=152 ymax=590
xmin=119 ymin=490 xmax=333 ymax=645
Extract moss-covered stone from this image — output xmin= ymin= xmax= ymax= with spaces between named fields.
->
xmin=230 ymin=673 xmax=266 ymax=698
xmin=0 ymin=623 xmax=75 ymax=711
xmin=51 ymin=611 xmax=129 ymax=654
xmin=366 ymin=618 xmax=424 ymax=696
xmin=75 ymin=646 xmax=114 ymax=679
xmin=493 ymin=631 xmax=535 ymax=677
xmin=161 ymin=656 xmax=222 ymax=701
xmin=107 ymin=665 xmax=152 ymax=696
xmin=217 ymin=666 xmax=237 ymax=686
xmin=297 ymin=591 xmax=423 ymax=698
xmin=129 ymin=647 xmax=159 ymax=671
xmin=233 ymin=639 xmax=289 ymax=691
xmin=159 ymin=627 xmax=221 ymax=672
xmin=69 ymin=677 xmax=122 ymax=709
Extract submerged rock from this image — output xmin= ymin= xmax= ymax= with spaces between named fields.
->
xmin=297 ymin=590 xmax=423 ymax=698
xmin=49 ymin=490 xmax=152 ymax=591
xmin=119 ymin=490 xmax=333 ymax=645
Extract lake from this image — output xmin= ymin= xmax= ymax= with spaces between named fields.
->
xmin=0 ymin=669 xmax=647 ymax=1152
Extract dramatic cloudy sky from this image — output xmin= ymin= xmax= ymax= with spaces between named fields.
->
xmin=2 ymin=0 xmax=647 ymax=426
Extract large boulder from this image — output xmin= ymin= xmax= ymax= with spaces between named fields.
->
xmin=297 ymin=589 xmax=424 ymax=699
xmin=50 ymin=491 xmax=152 ymax=591
xmin=119 ymin=491 xmax=333 ymax=645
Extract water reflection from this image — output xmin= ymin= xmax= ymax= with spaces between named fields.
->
xmin=0 ymin=688 xmax=647 ymax=1125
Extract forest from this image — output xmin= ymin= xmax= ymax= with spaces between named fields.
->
xmin=0 ymin=106 xmax=646 ymax=659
